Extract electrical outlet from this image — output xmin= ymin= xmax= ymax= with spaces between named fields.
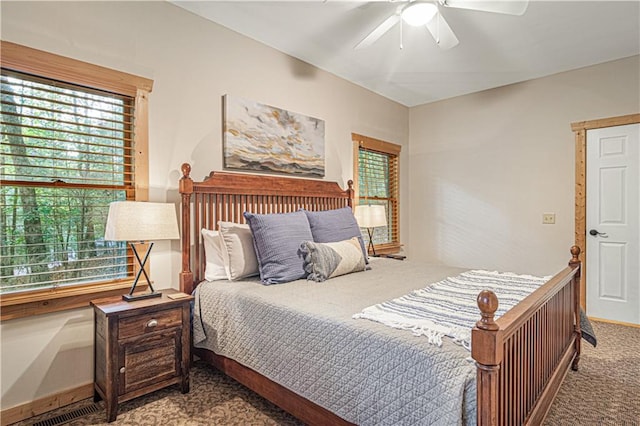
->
xmin=542 ymin=213 xmax=556 ymax=224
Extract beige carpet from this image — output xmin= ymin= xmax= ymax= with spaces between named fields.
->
xmin=543 ymin=321 xmax=639 ymax=426
xmin=13 ymin=321 xmax=639 ymax=426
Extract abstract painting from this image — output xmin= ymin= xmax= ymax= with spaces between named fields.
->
xmin=223 ymin=95 xmax=325 ymax=177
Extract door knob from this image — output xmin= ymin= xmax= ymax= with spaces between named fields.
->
xmin=589 ymin=229 xmax=608 ymax=237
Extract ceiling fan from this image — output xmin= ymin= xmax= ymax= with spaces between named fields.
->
xmin=355 ymin=0 xmax=529 ymax=50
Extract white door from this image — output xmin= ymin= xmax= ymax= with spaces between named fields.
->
xmin=586 ymin=123 xmax=639 ymax=325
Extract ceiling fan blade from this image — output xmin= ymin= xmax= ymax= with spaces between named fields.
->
xmin=425 ymin=13 xmax=459 ymax=49
xmin=441 ymin=0 xmax=528 ymax=16
xmin=355 ymin=13 xmax=400 ymax=49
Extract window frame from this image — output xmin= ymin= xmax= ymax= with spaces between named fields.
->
xmin=352 ymin=133 xmax=401 ymax=255
xmin=0 ymin=41 xmax=153 ymax=320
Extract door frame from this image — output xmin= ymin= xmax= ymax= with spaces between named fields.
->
xmin=571 ymin=113 xmax=640 ymax=310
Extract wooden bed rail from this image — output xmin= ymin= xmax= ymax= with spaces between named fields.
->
xmin=472 ymin=246 xmax=582 ymax=425
xmin=179 ymin=163 xmax=354 ymax=295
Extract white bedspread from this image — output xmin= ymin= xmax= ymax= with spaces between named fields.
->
xmin=193 ymin=258 xmax=476 ymax=425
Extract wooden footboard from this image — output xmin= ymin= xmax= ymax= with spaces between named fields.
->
xmin=472 ymin=246 xmax=582 ymax=426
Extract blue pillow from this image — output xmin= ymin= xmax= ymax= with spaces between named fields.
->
xmin=244 ymin=210 xmax=313 ymax=284
xmin=302 ymin=207 xmax=368 ymax=262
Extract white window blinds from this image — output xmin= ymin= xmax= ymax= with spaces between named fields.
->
xmin=354 ymin=134 xmax=400 ymax=252
xmin=0 ymin=70 xmax=135 ymax=294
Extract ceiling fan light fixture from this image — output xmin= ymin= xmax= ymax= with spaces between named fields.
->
xmin=402 ymin=3 xmax=438 ymax=27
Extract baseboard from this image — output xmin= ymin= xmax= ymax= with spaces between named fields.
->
xmin=1 ymin=383 xmax=94 ymax=426
xmin=590 ymin=317 xmax=640 ymax=329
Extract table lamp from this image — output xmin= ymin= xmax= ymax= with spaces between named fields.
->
xmin=354 ymin=204 xmax=387 ymax=257
xmin=104 ymin=201 xmax=179 ymax=301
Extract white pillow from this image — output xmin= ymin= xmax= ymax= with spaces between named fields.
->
xmin=201 ymin=229 xmax=228 ymax=281
xmin=218 ymin=221 xmax=259 ymax=280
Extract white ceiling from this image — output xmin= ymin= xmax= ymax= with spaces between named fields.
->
xmin=171 ymin=1 xmax=640 ymax=107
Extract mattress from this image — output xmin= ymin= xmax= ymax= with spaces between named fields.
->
xmin=193 ymin=258 xmax=477 ymax=426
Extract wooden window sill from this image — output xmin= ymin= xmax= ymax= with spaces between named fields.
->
xmin=370 ymin=243 xmax=403 ymax=256
xmin=0 ymin=280 xmax=149 ymax=321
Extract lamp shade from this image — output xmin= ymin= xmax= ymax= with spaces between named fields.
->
xmin=104 ymin=201 xmax=179 ymax=242
xmin=354 ymin=205 xmax=387 ymax=229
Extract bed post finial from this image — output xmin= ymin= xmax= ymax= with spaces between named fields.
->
xmin=476 ymin=290 xmax=499 ymax=331
xmin=569 ymin=245 xmax=581 ymax=267
xmin=181 ymin=163 xmax=191 ymax=179
xmin=347 ymin=179 xmax=354 ymax=208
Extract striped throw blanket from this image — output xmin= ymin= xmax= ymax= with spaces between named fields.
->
xmin=353 ymin=270 xmax=549 ymax=350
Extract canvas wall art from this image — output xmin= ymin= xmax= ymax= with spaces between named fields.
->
xmin=223 ymin=95 xmax=325 ymax=177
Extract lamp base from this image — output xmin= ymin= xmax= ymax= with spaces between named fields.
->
xmin=366 ymin=227 xmax=377 ymax=257
xmin=122 ymin=291 xmax=162 ymax=302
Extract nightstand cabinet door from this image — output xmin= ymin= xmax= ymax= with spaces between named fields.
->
xmin=118 ymin=329 xmax=181 ymax=395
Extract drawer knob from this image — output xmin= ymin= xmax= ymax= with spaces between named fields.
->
xmin=120 ymin=367 xmax=126 ymax=374
xmin=146 ymin=319 xmax=158 ymax=328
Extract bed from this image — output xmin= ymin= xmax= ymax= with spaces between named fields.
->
xmin=178 ymin=163 xmax=582 ymax=426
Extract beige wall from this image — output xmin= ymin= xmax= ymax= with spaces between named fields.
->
xmin=0 ymin=1 xmax=408 ymax=411
xmin=408 ymin=55 xmax=640 ymax=276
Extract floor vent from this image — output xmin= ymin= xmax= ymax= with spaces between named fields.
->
xmin=32 ymin=403 xmax=101 ymax=426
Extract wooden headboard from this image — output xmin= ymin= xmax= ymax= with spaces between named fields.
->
xmin=178 ymin=163 xmax=354 ymax=294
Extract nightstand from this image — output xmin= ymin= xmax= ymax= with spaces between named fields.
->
xmin=91 ymin=289 xmax=193 ymax=422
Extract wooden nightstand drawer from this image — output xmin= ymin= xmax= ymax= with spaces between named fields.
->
xmin=118 ymin=307 xmax=182 ymax=339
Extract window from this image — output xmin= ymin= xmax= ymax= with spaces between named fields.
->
xmin=0 ymin=42 xmax=152 ymax=320
xmin=352 ymin=133 xmax=401 ymax=254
